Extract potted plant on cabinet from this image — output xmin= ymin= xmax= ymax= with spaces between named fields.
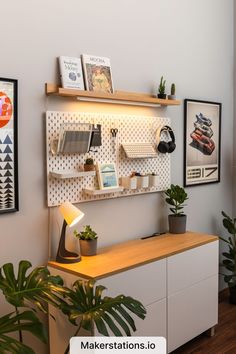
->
xmin=84 ymin=157 xmax=95 ymax=171
xmin=74 ymin=225 xmax=98 ymax=256
xmin=168 ymin=83 xmax=176 ymax=100
xmin=164 ymin=184 xmax=188 ymax=234
xmin=220 ymin=211 xmax=236 ymax=304
xmin=157 ymin=76 xmax=167 ymax=99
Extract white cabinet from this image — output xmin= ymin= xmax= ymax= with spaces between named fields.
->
xmin=167 ymin=242 xmax=219 ymax=353
xmin=48 ymin=233 xmax=218 ymax=354
xmin=49 ymin=259 xmax=167 ymax=354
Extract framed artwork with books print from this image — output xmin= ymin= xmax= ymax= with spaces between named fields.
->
xmin=0 ymin=78 xmax=18 ymax=213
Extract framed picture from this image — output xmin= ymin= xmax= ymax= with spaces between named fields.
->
xmin=184 ymin=99 xmax=221 ymax=187
xmin=97 ymin=163 xmax=118 ymax=190
xmin=0 ymin=78 xmax=18 ymax=213
xmin=81 ymin=54 xmax=114 ymax=94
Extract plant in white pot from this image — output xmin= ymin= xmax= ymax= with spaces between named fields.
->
xmin=164 ymin=184 xmax=188 ymax=234
xmin=220 ymin=211 xmax=236 ymax=304
xmin=74 ymin=225 xmax=98 ymax=256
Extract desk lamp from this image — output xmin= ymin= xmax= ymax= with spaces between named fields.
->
xmin=56 ymin=201 xmax=84 ymax=264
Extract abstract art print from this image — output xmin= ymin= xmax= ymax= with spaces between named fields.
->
xmin=184 ymin=99 xmax=221 ymax=187
xmin=0 ymin=78 xmax=18 ymax=213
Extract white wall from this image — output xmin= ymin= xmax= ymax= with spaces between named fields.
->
xmin=0 ymin=0 xmax=234 ymax=353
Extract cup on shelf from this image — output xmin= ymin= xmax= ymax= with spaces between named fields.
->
xmin=136 ymin=175 xmax=149 ymax=189
xmin=149 ymin=174 xmax=159 ymax=187
xmin=120 ymin=176 xmax=137 ymax=190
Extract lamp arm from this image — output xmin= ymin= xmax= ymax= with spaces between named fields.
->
xmin=56 ymin=220 xmax=80 ymax=263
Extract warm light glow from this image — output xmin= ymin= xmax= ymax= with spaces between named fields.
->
xmin=59 ymin=201 xmax=84 ymax=227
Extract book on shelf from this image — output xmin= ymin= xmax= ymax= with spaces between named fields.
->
xmin=58 ymin=56 xmax=84 ymax=89
xmin=81 ymin=54 xmax=114 ymax=94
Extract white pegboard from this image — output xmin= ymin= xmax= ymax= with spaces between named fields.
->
xmin=46 ymin=111 xmax=171 ymax=206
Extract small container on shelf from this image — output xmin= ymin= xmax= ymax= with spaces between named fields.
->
xmin=120 ymin=176 xmax=137 ymax=190
xmin=136 ymin=175 xmax=149 ymax=189
xmin=149 ymin=173 xmax=160 ymax=187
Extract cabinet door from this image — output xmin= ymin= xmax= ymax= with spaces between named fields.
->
xmin=94 ymin=298 xmax=167 ymax=338
xmin=134 ymin=298 xmax=166 ymax=338
xmin=100 ymin=259 xmax=166 ymax=306
xmin=168 ymin=275 xmax=218 ymax=353
xmin=168 ymin=241 xmax=219 ymax=296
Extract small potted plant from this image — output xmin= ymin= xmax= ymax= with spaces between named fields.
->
xmin=84 ymin=157 xmax=95 ymax=171
xmin=157 ymin=76 xmax=167 ymax=99
xmin=164 ymin=184 xmax=188 ymax=234
xmin=220 ymin=211 xmax=236 ymax=304
xmin=168 ymin=83 xmax=176 ymax=100
xmin=74 ymin=225 xmax=98 ymax=256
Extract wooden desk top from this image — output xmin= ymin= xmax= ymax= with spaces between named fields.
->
xmin=48 ymin=231 xmax=218 ymax=280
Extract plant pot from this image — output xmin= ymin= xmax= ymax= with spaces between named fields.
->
xmin=168 ymin=214 xmax=187 ymax=234
xmin=157 ymin=94 xmax=167 ymax=99
xmin=79 ymin=239 xmax=97 ymax=256
xmin=168 ymin=95 xmax=176 ymax=100
xmin=84 ymin=164 xmax=95 ymax=172
xmin=229 ymin=285 xmax=236 ymax=304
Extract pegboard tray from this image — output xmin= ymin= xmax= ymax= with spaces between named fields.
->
xmin=46 ymin=111 xmax=171 ymax=206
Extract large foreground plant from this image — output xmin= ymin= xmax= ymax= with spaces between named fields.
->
xmin=62 ymin=280 xmax=146 ymax=354
xmin=0 ymin=261 xmax=146 ymax=353
xmin=0 ymin=311 xmax=47 ymax=354
xmin=0 ymin=260 xmax=67 ymax=353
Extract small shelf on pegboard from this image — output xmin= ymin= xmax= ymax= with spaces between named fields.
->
xmin=83 ymin=187 xmax=124 ymax=196
xmin=49 ymin=170 xmax=96 ymax=179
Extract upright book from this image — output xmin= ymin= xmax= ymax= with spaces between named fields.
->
xmin=58 ymin=56 xmax=84 ymax=89
xmin=81 ymin=54 xmax=114 ymax=93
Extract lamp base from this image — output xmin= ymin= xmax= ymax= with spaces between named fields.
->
xmin=56 ymin=253 xmax=81 ymax=264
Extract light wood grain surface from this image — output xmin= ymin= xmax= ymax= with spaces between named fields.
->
xmin=48 ymin=231 xmax=218 ymax=280
xmin=45 ymin=83 xmax=181 ymax=106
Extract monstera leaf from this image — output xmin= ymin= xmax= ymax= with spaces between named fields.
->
xmin=0 ymin=311 xmax=47 ymax=354
xmin=63 ymin=279 xmax=146 ymax=336
xmin=0 ymin=260 xmax=68 ymax=313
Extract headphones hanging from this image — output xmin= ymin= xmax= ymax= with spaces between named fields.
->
xmin=156 ymin=125 xmax=176 ymax=153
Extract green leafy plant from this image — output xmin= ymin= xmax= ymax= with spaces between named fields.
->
xmin=0 ymin=311 xmax=47 ymax=354
xmin=220 ymin=211 xmax=236 ymax=287
xmin=85 ymin=157 xmax=94 ymax=165
xmin=171 ymin=83 xmax=176 ymax=95
xmin=0 ymin=260 xmax=68 ymax=353
xmin=0 ymin=260 xmax=146 ymax=354
xmin=74 ymin=225 xmax=97 ymax=240
xmin=61 ymin=279 xmax=146 ymax=354
xmin=164 ymin=184 xmax=188 ymax=216
xmin=158 ymin=76 xmax=166 ymax=95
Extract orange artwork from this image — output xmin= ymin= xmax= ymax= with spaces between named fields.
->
xmin=0 ymin=92 xmax=12 ymax=128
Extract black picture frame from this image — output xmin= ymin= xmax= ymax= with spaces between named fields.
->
xmin=0 ymin=78 xmax=18 ymax=213
xmin=184 ymin=99 xmax=221 ymax=187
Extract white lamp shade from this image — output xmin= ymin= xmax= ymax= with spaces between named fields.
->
xmin=59 ymin=202 xmax=84 ymax=227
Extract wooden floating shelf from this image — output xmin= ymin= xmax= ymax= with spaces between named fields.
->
xmin=83 ymin=187 xmax=124 ymax=195
xmin=45 ymin=83 xmax=181 ymax=107
xmin=49 ymin=170 xmax=96 ymax=179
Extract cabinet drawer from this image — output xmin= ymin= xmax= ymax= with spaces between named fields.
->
xmin=168 ymin=241 xmax=218 ymax=295
xmin=168 ymin=275 xmax=218 ymax=353
xmin=99 ymin=259 xmax=166 ymax=306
